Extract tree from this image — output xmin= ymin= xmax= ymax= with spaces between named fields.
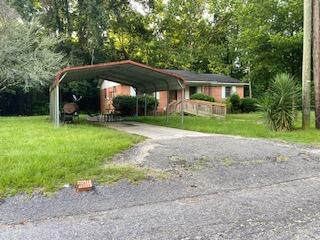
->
xmin=232 ymin=0 xmax=303 ymax=96
xmin=313 ymin=0 xmax=320 ymax=128
xmin=0 ymin=19 xmax=65 ymax=93
xmin=302 ymin=0 xmax=312 ymax=129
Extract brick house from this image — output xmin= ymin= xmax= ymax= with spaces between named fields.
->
xmin=100 ymin=69 xmax=249 ymax=114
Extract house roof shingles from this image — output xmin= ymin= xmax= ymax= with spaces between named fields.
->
xmin=163 ymin=69 xmax=245 ymax=84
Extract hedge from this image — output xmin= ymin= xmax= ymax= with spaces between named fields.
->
xmin=190 ymin=93 xmax=215 ymax=102
xmin=113 ymin=95 xmax=158 ymax=116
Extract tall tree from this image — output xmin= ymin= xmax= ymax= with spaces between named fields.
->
xmin=302 ymin=0 xmax=312 ymax=129
xmin=314 ymin=0 xmax=320 ymax=128
xmin=232 ymin=0 xmax=303 ymax=96
xmin=0 ymin=19 xmax=65 ymax=93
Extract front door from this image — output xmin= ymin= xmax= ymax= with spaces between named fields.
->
xmin=169 ymin=90 xmax=178 ymax=102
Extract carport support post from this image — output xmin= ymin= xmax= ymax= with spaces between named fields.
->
xmin=144 ymin=94 xmax=147 ymax=117
xmin=154 ymin=90 xmax=157 ymax=118
xmin=166 ymin=88 xmax=169 ymax=123
xmin=135 ymin=88 xmax=139 ymax=117
xmin=49 ymin=89 xmax=53 ymax=121
xmin=181 ymin=87 xmax=185 ymax=126
xmin=54 ymin=84 xmax=60 ymax=127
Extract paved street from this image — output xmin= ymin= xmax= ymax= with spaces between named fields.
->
xmin=1 ymin=123 xmax=320 ymax=239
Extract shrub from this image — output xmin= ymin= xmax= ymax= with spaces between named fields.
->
xmin=113 ymin=95 xmax=158 ymax=116
xmin=258 ymin=73 xmax=299 ymax=131
xmin=190 ymin=93 xmax=215 ymax=102
xmin=137 ymin=95 xmax=158 ymax=115
xmin=113 ymin=96 xmax=136 ymax=116
xmin=241 ymin=98 xmax=258 ymax=113
xmin=230 ymin=93 xmax=241 ymax=113
xmin=222 ymin=98 xmax=232 ymax=113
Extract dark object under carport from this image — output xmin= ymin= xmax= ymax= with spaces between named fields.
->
xmin=61 ymin=103 xmax=80 ymax=123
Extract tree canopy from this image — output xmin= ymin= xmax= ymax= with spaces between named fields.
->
xmin=0 ymin=19 xmax=65 ymax=93
xmin=0 ymin=0 xmax=304 ymax=115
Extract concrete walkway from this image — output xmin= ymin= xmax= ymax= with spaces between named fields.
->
xmin=106 ymin=121 xmax=211 ymax=139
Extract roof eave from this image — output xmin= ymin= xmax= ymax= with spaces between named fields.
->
xmin=186 ymin=81 xmax=250 ymax=86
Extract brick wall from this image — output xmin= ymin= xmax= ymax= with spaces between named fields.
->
xmin=211 ymin=86 xmax=222 ymax=102
xmin=158 ymin=91 xmax=168 ymax=112
xmin=236 ymin=86 xmax=244 ymax=98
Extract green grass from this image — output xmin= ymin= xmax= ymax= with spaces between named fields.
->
xmin=0 ymin=116 xmax=146 ymax=198
xmin=132 ymin=112 xmax=320 ymax=146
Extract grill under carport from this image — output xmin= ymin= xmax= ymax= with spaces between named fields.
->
xmin=49 ymin=60 xmax=186 ymax=127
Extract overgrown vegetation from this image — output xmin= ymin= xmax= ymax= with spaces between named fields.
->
xmin=190 ymin=93 xmax=215 ymax=102
xmin=259 ymin=73 xmax=300 ymax=131
xmin=0 ymin=117 xmax=146 ymax=198
xmin=226 ymin=94 xmax=258 ymax=113
xmin=241 ymin=98 xmax=258 ymax=113
xmin=229 ymin=94 xmax=241 ymax=113
xmin=113 ymin=95 xmax=158 ymax=116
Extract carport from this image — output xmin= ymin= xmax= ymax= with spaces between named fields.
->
xmin=49 ymin=60 xmax=186 ymax=127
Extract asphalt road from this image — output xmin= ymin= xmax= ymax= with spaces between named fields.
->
xmin=1 ymin=124 xmax=320 ymax=239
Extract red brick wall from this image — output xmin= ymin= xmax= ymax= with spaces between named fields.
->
xmin=158 ymin=91 xmax=168 ymax=112
xmin=211 ymin=86 xmax=222 ymax=102
xmin=116 ymin=85 xmax=131 ymax=95
xmin=236 ymin=86 xmax=244 ymax=98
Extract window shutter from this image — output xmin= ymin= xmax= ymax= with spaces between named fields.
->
xmin=185 ymin=87 xmax=190 ymax=99
xmin=221 ymin=86 xmax=226 ymax=99
xmin=232 ymin=86 xmax=237 ymax=94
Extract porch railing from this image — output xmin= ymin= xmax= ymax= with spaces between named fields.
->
xmin=167 ymin=99 xmax=227 ymax=118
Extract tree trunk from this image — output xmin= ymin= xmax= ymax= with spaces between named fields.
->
xmin=65 ymin=0 xmax=72 ymax=36
xmin=313 ymin=0 xmax=320 ymax=129
xmin=302 ymin=0 xmax=313 ymax=129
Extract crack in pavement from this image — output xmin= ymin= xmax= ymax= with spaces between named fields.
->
xmin=2 ymin=174 xmax=320 ymax=228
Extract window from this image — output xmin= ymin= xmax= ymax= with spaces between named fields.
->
xmin=189 ymin=86 xmax=197 ymax=97
xmin=225 ymin=87 xmax=232 ymax=98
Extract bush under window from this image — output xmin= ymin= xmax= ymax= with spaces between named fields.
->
xmin=190 ymin=93 xmax=215 ymax=102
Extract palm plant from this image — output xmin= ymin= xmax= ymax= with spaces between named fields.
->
xmin=259 ymin=73 xmax=300 ymax=131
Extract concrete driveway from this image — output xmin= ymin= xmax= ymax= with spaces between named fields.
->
xmin=106 ymin=121 xmax=211 ymax=139
xmin=1 ymin=123 xmax=320 ymax=239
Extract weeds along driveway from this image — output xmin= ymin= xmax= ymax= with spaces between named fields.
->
xmin=1 ymin=125 xmax=320 ymax=239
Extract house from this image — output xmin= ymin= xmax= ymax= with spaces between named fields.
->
xmin=100 ymin=69 xmax=249 ymax=114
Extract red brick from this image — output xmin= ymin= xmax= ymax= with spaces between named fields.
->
xmin=76 ymin=180 xmax=93 ymax=192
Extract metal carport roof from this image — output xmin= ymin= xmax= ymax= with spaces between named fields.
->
xmin=49 ymin=60 xmax=186 ymax=126
xmin=51 ymin=60 xmax=185 ymax=93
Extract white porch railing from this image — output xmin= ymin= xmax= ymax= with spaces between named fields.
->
xmin=167 ymin=99 xmax=227 ymax=118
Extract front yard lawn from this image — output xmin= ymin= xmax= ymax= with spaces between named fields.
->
xmin=133 ymin=112 xmax=320 ymax=146
xmin=0 ymin=117 xmax=145 ymax=198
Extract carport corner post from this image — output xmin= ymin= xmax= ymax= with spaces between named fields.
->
xmin=135 ymin=88 xmax=139 ymax=117
xmin=181 ymin=87 xmax=185 ymax=127
xmin=50 ymin=84 xmax=60 ymax=127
